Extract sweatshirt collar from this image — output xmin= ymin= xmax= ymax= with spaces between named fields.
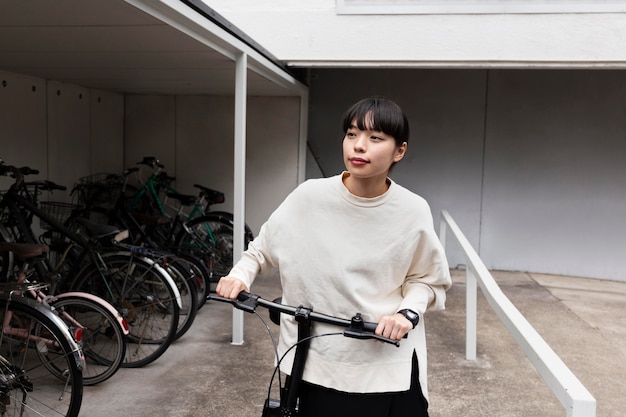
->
xmin=337 ymin=172 xmax=394 ymax=207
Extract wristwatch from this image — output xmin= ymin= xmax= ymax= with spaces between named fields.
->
xmin=397 ymin=309 xmax=420 ymax=329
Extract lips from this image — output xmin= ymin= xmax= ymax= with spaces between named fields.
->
xmin=349 ymin=157 xmax=368 ymax=166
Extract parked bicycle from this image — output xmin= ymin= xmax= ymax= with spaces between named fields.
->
xmin=0 ymin=160 xmax=180 ymax=369
xmin=0 ymin=241 xmax=128 ymax=385
xmin=209 ymin=291 xmax=402 ymax=416
xmin=70 ymin=157 xmax=254 ymax=280
xmin=0 ymin=253 xmax=84 ymax=417
xmin=68 ymin=165 xmax=211 ymax=308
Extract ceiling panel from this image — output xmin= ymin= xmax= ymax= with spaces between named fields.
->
xmin=0 ymin=0 xmax=297 ymax=96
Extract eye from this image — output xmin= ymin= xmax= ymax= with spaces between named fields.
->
xmin=345 ymin=131 xmax=356 ymax=138
xmin=370 ymin=135 xmax=383 ymax=141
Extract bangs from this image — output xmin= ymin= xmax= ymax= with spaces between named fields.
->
xmin=341 ymin=97 xmax=409 ymax=144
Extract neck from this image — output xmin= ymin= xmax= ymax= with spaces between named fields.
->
xmin=342 ymin=172 xmax=390 ymax=198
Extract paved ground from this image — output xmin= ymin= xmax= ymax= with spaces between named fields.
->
xmin=78 ymin=269 xmax=626 ymax=417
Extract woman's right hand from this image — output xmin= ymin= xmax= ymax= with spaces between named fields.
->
xmin=216 ymin=276 xmax=249 ymax=300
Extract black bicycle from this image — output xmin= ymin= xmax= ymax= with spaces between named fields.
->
xmin=209 ymin=291 xmax=402 ymax=417
xmin=0 ymin=160 xmax=181 ymax=368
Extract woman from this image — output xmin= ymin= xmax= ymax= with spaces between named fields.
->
xmin=217 ymin=96 xmax=451 ymax=416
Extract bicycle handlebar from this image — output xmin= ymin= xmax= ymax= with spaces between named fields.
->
xmin=0 ymin=163 xmax=40 ymax=189
xmin=25 ymin=180 xmax=66 ymax=192
xmin=19 ymin=166 xmax=39 ymax=176
xmin=0 ymin=164 xmax=37 ymax=178
xmin=137 ymin=156 xmax=164 ymax=169
xmin=209 ymin=291 xmax=401 ymax=346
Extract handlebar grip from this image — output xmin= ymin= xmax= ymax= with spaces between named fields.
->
xmin=19 ymin=166 xmax=39 ymax=175
xmin=207 ymin=292 xmax=257 ymax=313
xmin=237 ymin=291 xmax=253 ymax=302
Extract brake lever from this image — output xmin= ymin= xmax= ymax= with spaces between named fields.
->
xmin=343 ymin=328 xmax=400 ymax=347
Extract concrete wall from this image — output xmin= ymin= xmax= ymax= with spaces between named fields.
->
xmin=307 ymin=68 xmax=626 ymax=282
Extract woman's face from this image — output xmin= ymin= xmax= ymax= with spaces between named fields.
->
xmin=342 ymin=118 xmax=407 ymax=183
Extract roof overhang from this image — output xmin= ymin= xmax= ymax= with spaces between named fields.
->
xmin=0 ymin=0 xmax=307 ymax=96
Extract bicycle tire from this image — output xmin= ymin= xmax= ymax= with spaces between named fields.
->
xmin=0 ymin=226 xmax=15 ymax=282
xmin=177 ymin=252 xmax=211 ymax=308
xmin=178 ymin=215 xmax=252 ymax=279
xmin=0 ymin=296 xmax=83 ymax=417
xmin=163 ymin=259 xmax=198 ymax=341
xmin=49 ymin=295 xmax=126 ymax=386
xmin=69 ymin=252 xmax=179 ymax=368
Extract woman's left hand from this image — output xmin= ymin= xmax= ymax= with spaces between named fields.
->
xmin=375 ymin=313 xmax=413 ymax=341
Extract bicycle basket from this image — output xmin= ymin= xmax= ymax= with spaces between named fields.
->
xmin=73 ymin=173 xmax=123 ymax=207
xmin=78 ymin=172 xmax=122 ymax=185
xmin=38 ymin=201 xmax=79 ymax=230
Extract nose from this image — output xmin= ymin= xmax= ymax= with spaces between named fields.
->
xmin=353 ymin=133 xmax=367 ymax=152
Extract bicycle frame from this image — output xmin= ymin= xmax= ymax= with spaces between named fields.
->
xmin=1 ymin=187 xmax=91 ymax=283
xmin=1 ymin=176 xmax=181 ymax=311
xmin=130 ymin=175 xmax=175 ymax=217
xmin=0 ymin=288 xmax=84 ymax=370
xmin=2 ymin=283 xmax=68 ymax=350
xmin=8 ymin=261 xmax=129 ymax=340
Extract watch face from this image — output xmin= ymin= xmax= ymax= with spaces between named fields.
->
xmin=400 ymin=309 xmax=419 ymax=327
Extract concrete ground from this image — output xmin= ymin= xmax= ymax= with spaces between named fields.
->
xmin=78 ymin=269 xmax=626 ymax=416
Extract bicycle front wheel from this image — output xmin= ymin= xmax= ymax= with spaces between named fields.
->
xmin=70 ymin=253 xmax=179 ymax=368
xmin=0 ymin=296 xmax=83 ymax=417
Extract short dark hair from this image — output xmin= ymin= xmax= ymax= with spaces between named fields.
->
xmin=341 ymin=97 xmax=409 ymax=146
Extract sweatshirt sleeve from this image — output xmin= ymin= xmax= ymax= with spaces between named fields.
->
xmin=398 ymin=214 xmax=452 ymax=316
xmin=226 ymin=219 xmax=278 ymax=290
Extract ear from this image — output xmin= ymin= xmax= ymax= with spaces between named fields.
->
xmin=393 ymin=142 xmax=408 ymax=163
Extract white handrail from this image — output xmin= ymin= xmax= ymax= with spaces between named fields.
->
xmin=439 ymin=210 xmax=596 ymax=417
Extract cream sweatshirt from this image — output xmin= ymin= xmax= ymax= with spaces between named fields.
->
xmin=228 ymin=173 xmax=451 ymax=399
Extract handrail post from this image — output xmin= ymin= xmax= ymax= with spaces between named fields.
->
xmin=466 ymin=267 xmax=477 ymax=361
xmin=438 ymin=210 xmax=595 ymax=417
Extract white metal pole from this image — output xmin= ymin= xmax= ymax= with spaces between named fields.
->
xmin=297 ymin=91 xmax=309 ymax=184
xmin=231 ymin=52 xmax=247 ymax=345
xmin=466 ymin=267 xmax=477 ymax=361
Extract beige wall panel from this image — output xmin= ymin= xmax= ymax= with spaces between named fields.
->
xmin=90 ymin=90 xmax=124 ymax=174
xmin=124 ymin=95 xmax=176 ymax=179
xmin=0 ymin=70 xmax=47 ymax=190
xmin=175 ymin=95 xmax=235 ymax=204
xmin=46 ymin=81 xmax=90 ymax=201
xmin=175 ymin=95 xmax=301 ymax=235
